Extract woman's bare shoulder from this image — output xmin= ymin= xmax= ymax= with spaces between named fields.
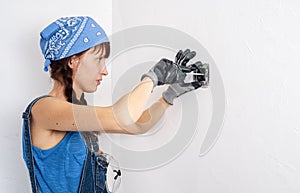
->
xmin=30 ymin=96 xmax=77 ymax=131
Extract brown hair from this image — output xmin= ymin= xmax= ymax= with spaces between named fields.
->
xmin=49 ymin=42 xmax=110 ymax=105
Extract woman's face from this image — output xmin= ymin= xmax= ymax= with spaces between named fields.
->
xmin=72 ymin=46 xmax=108 ymax=94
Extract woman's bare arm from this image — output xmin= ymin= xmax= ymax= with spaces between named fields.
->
xmin=132 ymin=97 xmax=170 ymax=134
xmin=31 ymin=77 xmax=169 ymax=134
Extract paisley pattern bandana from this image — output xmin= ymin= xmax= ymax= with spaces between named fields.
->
xmin=40 ymin=16 xmax=109 ymax=72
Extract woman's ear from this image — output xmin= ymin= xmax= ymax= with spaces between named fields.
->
xmin=68 ymin=55 xmax=80 ymax=70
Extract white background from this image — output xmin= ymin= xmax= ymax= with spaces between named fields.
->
xmin=1 ymin=0 xmax=300 ymax=192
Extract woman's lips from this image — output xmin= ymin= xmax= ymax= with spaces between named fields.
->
xmin=96 ymin=80 xmax=101 ymax=85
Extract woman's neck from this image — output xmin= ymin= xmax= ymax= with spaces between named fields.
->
xmin=49 ymin=81 xmax=83 ymax=101
xmin=49 ymin=81 xmax=68 ymax=101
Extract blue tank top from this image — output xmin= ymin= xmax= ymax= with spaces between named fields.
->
xmin=23 ymin=131 xmax=87 ymax=193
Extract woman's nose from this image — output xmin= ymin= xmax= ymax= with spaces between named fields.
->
xmin=101 ymin=65 xmax=108 ymax=76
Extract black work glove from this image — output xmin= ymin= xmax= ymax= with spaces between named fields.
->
xmin=141 ymin=49 xmax=196 ymax=87
xmin=162 ymin=49 xmax=209 ymax=105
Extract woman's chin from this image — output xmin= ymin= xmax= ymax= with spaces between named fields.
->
xmin=84 ymin=87 xmax=98 ymax=93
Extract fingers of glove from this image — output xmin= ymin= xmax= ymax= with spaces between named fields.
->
xmin=191 ymin=81 xmax=203 ymax=89
xmin=176 ymin=49 xmax=190 ymax=66
xmin=180 ymin=51 xmax=196 ymax=66
xmin=188 ymin=61 xmax=202 ymax=71
xmin=179 ymin=65 xmax=192 ymax=73
xmin=175 ymin=50 xmax=183 ymax=64
xmin=194 ymin=61 xmax=203 ymax=67
xmin=182 ymin=49 xmax=191 ymax=56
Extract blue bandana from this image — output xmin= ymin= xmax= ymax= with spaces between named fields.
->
xmin=40 ymin=16 xmax=109 ymax=72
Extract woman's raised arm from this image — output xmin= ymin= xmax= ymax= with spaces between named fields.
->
xmin=31 ymin=77 xmax=161 ymax=134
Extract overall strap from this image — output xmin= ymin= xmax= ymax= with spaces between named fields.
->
xmin=80 ymin=131 xmax=100 ymax=152
xmin=22 ymin=95 xmax=51 ymax=193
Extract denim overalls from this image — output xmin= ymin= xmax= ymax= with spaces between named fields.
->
xmin=22 ymin=95 xmax=108 ymax=193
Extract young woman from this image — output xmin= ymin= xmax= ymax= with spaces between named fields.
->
xmin=22 ymin=16 xmax=206 ymax=193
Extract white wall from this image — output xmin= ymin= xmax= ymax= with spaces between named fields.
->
xmin=1 ymin=0 xmax=300 ymax=192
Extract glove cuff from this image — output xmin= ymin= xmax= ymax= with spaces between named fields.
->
xmin=141 ymin=70 xmax=158 ymax=87
xmin=162 ymin=86 xmax=177 ymax=105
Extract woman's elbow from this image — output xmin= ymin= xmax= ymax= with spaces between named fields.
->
xmin=117 ymin=123 xmax=150 ymax=135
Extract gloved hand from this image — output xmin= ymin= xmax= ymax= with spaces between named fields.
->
xmin=175 ymin=49 xmax=197 ymax=66
xmin=141 ymin=49 xmax=196 ymax=87
xmin=162 ymin=60 xmax=206 ymax=105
